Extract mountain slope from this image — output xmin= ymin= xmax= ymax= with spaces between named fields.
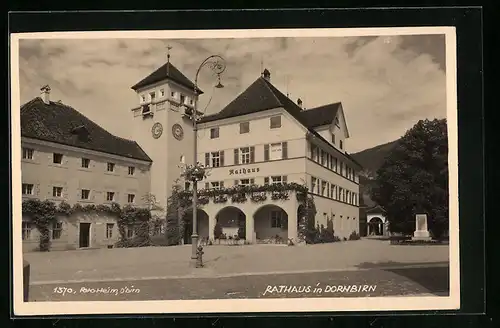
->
xmin=351 ymin=140 xmax=399 ymax=174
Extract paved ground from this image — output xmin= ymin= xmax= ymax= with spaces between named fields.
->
xmin=28 ymin=265 xmax=449 ymax=301
xmin=24 ymin=239 xmax=449 ymax=284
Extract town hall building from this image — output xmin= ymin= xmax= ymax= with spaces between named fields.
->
xmin=20 ymin=58 xmax=362 ymax=250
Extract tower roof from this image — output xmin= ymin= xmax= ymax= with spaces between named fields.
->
xmin=131 ymin=61 xmax=203 ymax=94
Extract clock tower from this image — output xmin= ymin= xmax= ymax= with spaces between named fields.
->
xmin=130 ymin=57 xmax=202 ymax=213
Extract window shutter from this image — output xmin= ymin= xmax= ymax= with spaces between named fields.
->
xmin=250 ymin=178 xmax=255 ymax=185
xmin=234 ymin=180 xmax=239 ymax=186
xmin=264 ymin=144 xmax=270 ymax=161
xmin=250 ymin=147 xmax=255 ymax=163
xmin=220 ymin=151 xmax=225 ymax=166
xmin=220 ymin=181 xmax=224 ymax=188
xmin=282 ymin=142 xmax=288 ymax=159
xmin=205 ymin=182 xmax=209 ymax=189
xmin=234 ymin=149 xmax=239 ymax=165
xmin=264 ymin=177 xmax=269 ymax=185
xmin=205 ymin=153 xmax=210 ymax=167
xmin=282 ymin=175 xmax=287 ymax=183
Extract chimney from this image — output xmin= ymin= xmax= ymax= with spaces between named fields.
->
xmin=40 ymin=85 xmax=51 ymax=104
xmin=297 ymin=98 xmax=303 ymax=109
xmin=262 ymin=68 xmax=271 ymax=82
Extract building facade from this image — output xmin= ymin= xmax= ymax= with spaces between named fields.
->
xmin=189 ymin=69 xmax=362 ymax=243
xmin=20 ymin=86 xmax=152 ymax=252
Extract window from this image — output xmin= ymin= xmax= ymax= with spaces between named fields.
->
xmin=210 ymin=127 xmax=219 ymax=139
xmin=205 ymin=151 xmax=224 ymax=167
xmin=107 ymin=162 xmax=115 ymax=172
xmin=321 ymin=181 xmax=327 ymax=196
xmin=81 ymin=158 xmax=90 ymax=168
xmin=149 ymin=92 xmax=156 ymax=102
xmin=53 ymin=153 xmax=63 ymax=164
xmin=270 ymin=115 xmax=281 ymax=129
xmin=22 ymin=183 xmax=34 ymax=195
xmin=141 ymin=95 xmax=146 ymax=102
xmin=185 ymin=181 xmax=191 ymax=190
xmin=240 ymin=179 xmax=250 ymax=186
xmin=106 ymin=192 xmax=115 ymax=202
xmin=240 ymin=122 xmax=250 ymax=134
xmin=52 ymin=186 xmax=63 ymax=198
xmin=22 ymin=148 xmax=34 ymax=160
xmin=211 ymin=181 xmax=220 ymax=189
xmin=271 ymin=176 xmax=282 ymax=185
xmin=332 ymin=157 xmax=338 ymax=172
xmin=211 ymin=151 xmax=221 ymax=167
xmin=269 ymin=143 xmax=282 ymax=160
xmin=190 ymin=99 xmax=194 ymax=105
xmin=22 ymin=222 xmax=32 ymax=240
xmin=128 ymin=166 xmax=135 ymax=175
xmin=311 ymin=177 xmax=317 ymax=193
xmin=270 ymin=210 xmax=283 ymax=228
xmin=346 ymin=191 xmax=350 ymax=204
xmin=339 ymin=140 xmax=343 ymax=150
xmin=240 ymin=147 xmax=251 ymax=164
xmin=52 ymin=222 xmax=62 ymax=239
xmin=180 ymin=94 xmax=186 ymax=104
xmin=171 ymin=91 xmax=175 ymax=98
xmin=320 ymin=150 xmax=327 ymax=166
xmin=335 ymin=116 xmax=340 ymax=126
xmin=81 ymin=189 xmax=90 ymax=200
xmin=331 ymin=134 xmax=336 ymax=144
xmin=127 ymin=226 xmax=134 ymax=238
xmin=106 ymin=223 xmax=114 ymax=239
xmin=330 ymin=184 xmax=336 ymax=200
xmin=127 ymin=194 xmax=135 ymax=203
xmin=160 ymin=89 xmax=165 ymax=97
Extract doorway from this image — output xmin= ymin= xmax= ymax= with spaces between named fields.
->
xmin=79 ymin=223 xmax=91 ymax=248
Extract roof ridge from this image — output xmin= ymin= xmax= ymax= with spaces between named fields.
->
xmin=260 ymin=77 xmax=285 ymax=108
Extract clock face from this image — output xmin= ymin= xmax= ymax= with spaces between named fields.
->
xmin=151 ymin=122 xmax=163 ymax=139
xmin=172 ymin=124 xmax=184 ymax=141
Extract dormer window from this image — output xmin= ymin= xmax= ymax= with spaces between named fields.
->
xmin=71 ymin=125 xmax=90 ymax=142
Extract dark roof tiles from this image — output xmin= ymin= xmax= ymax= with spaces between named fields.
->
xmin=21 ymin=97 xmax=152 ymax=162
xmin=199 ymin=76 xmax=362 ymax=169
xmin=131 ymin=62 xmax=202 ymax=94
xmin=300 ymin=103 xmax=341 ymax=128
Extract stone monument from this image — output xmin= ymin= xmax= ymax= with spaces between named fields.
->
xmin=412 ymin=214 xmax=432 ymax=241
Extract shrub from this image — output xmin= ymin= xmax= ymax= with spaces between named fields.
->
xmin=348 ymin=231 xmax=361 ymax=240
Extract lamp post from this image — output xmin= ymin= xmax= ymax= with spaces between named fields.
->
xmin=190 ymin=55 xmax=226 ymax=260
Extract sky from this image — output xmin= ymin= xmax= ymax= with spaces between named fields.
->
xmin=18 ymin=34 xmax=447 ymax=153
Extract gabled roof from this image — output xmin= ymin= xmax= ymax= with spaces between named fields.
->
xmin=366 ymin=205 xmax=385 ymax=214
xmin=199 ymin=75 xmax=362 ymax=169
xmin=131 ymin=61 xmax=203 ymax=94
xmin=300 ymin=102 xmax=341 ymax=128
xmin=21 ymin=97 xmax=152 ymax=162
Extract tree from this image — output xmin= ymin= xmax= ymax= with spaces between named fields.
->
xmin=371 ymin=119 xmax=449 ymax=238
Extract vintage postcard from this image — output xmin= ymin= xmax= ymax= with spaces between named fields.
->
xmin=10 ymin=27 xmax=459 ymax=315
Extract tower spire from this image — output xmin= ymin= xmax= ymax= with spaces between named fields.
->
xmin=260 ymin=57 xmax=263 ymax=75
xmin=166 ymin=44 xmax=172 ymax=76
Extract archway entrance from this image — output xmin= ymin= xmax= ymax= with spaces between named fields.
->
xmin=368 ymin=217 xmax=384 ymax=236
xmin=254 ymin=205 xmax=288 ymax=242
xmin=215 ymin=206 xmax=246 ymax=240
xmin=182 ymin=209 xmax=209 ymax=244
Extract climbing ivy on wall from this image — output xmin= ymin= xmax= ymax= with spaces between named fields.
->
xmin=21 ymin=198 xmax=152 ymax=251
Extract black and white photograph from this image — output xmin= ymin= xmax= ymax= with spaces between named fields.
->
xmin=11 ymin=27 xmax=459 ymax=315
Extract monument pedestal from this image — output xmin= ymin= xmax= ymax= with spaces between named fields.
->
xmin=412 ymin=213 xmax=432 ymax=241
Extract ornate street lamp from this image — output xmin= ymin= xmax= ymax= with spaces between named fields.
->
xmin=190 ymin=55 xmax=226 ymax=261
